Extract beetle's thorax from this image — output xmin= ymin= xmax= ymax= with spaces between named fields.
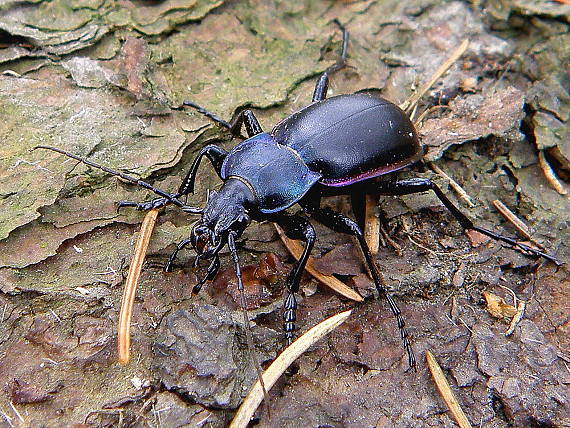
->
xmin=220 ymin=133 xmax=321 ymax=214
xmin=201 ymin=178 xmax=255 ymax=236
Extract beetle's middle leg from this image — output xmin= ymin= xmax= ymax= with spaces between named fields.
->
xmin=303 ymin=204 xmax=416 ymax=370
xmin=372 ymin=178 xmax=560 ymax=265
xmin=182 ymin=101 xmax=264 ymax=139
xmin=274 ymin=214 xmax=316 ymax=343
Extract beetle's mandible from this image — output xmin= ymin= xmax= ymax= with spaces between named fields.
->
xmin=37 ymin=21 xmax=559 ymax=371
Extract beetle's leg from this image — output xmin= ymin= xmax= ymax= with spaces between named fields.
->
xmin=274 ymin=214 xmax=317 ymax=343
xmin=304 ymin=205 xmax=416 ymax=371
xmin=229 ymin=109 xmax=263 ymax=138
xmin=312 ymin=19 xmax=349 ymax=102
xmin=373 ymin=178 xmax=561 ymax=265
xmin=312 ymin=73 xmax=331 ymax=103
xmin=182 ymin=101 xmax=262 ymax=139
xmin=117 ymin=145 xmax=227 ymax=211
xmin=351 ymin=191 xmax=366 ymax=230
xmin=164 ymin=238 xmax=193 ymax=273
xmin=182 ymin=100 xmax=232 ymax=129
xmin=117 ymin=198 xmax=173 ymax=211
xmin=192 ymin=254 xmax=220 ymax=294
xmin=177 ymin=145 xmax=228 ymax=196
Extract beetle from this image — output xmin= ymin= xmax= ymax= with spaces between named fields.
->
xmin=37 ymin=22 xmax=559 ymax=371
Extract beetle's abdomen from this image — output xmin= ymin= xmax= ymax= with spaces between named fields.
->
xmin=272 ymin=93 xmax=422 ymax=186
xmin=220 ymin=133 xmax=321 ymax=213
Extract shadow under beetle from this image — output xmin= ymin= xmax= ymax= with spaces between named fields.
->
xmin=38 ymin=21 xmax=560 ymax=371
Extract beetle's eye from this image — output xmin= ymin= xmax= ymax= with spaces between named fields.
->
xmin=191 ymin=225 xmax=211 ymax=254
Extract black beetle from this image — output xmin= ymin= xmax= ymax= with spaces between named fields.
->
xmin=37 ymin=22 xmax=559 ymax=370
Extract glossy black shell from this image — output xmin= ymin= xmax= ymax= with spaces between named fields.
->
xmin=272 ymin=92 xmax=422 ymax=186
xmin=221 ymin=92 xmax=422 ymax=214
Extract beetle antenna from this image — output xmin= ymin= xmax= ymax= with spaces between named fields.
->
xmin=34 ymin=145 xmax=202 ymax=212
xmin=181 ymin=100 xmax=232 ymax=129
xmin=227 ymin=232 xmax=272 ymax=417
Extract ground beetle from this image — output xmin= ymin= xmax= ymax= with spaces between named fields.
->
xmin=38 ymin=22 xmax=559 ymax=370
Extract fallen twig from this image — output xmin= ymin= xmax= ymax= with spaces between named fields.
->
xmin=426 ymin=350 xmax=473 ymax=428
xmin=364 ymin=194 xmax=381 ymax=255
xmin=538 ymin=150 xmax=567 ymax=195
xmin=230 ymin=309 xmax=353 ymax=428
xmin=400 ymin=39 xmax=470 ymax=114
xmin=491 ymin=200 xmax=533 ymax=242
xmin=430 ymin=162 xmax=476 ymax=208
xmin=118 ymin=209 xmax=159 ymax=365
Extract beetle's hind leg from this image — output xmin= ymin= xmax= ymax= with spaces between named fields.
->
xmin=304 ymin=204 xmax=416 ymax=371
xmin=312 ymin=19 xmax=349 ymax=102
xmin=373 ymin=178 xmax=561 ymax=265
xmin=274 ymin=214 xmax=316 ymax=343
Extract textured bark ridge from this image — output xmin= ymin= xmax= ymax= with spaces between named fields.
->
xmin=0 ymin=0 xmax=568 ymax=426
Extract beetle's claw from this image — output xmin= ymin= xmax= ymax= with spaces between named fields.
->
xmin=116 ymin=197 xmax=171 ymax=212
xmin=192 ymin=282 xmax=204 ymax=294
xmin=164 ymin=261 xmax=174 ymax=273
xmin=116 ymin=201 xmax=138 ymax=213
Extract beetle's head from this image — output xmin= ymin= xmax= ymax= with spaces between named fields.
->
xmin=187 ymin=178 xmax=254 ymax=261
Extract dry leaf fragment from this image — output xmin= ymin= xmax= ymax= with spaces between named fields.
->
xmin=483 ymin=291 xmax=517 ymax=320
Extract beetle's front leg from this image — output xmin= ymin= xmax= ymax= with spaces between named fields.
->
xmin=274 ymin=214 xmax=316 ymax=343
xmin=229 ymin=109 xmax=263 ymax=138
xmin=373 ymin=178 xmax=561 ymax=265
xmin=117 ymin=197 xmax=173 ymax=211
xmin=118 ymin=145 xmax=228 ymax=212
xmin=177 ymin=145 xmax=228 ymax=197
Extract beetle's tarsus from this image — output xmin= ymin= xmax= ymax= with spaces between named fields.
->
xmin=470 ymin=226 xmax=561 ymax=266
xmin=182 ymin=100 xmax=232 ymax=129
xmin=117 ymin=197 xmax=173 ymax=212
xmin=274 ymin=214 xmax=316 ymax=342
